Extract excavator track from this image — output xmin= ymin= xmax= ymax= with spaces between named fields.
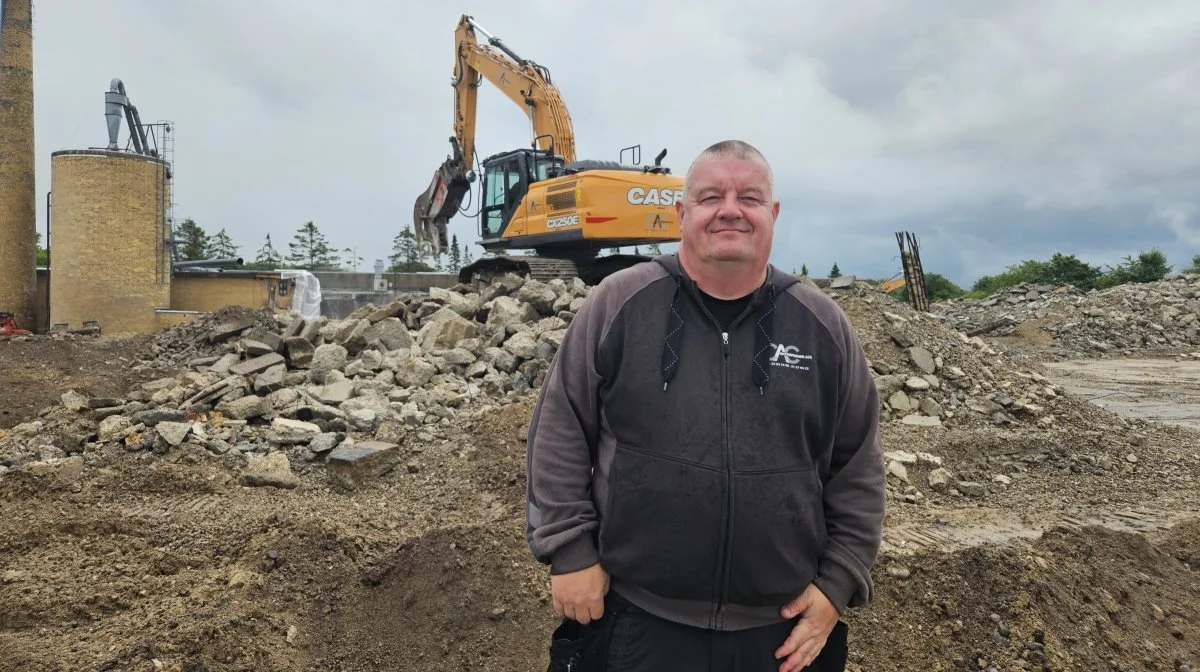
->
xmin=458 ymin=254 xmax=653 ymax=287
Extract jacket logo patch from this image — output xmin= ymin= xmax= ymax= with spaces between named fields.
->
xmin=769 ymin=343 xmax=812 ymax=371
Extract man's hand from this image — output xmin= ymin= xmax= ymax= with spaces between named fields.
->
xmin=551 ymin=563 xmax=610 ymax=624
xmin=774 ymin=584 xmax=839 ymax=672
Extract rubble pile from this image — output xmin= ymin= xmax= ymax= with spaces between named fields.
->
xmin=136 ymin=305 xmax=288 ymax=370
xmin=827 ymin=281 xmax=1094 ymax=430
xmin=0 ymin=274 xmax=589 ymax=487
xmin=1 ymin=274 xmax=1121 ymax=484
xmin=937 ymin=275 xmax=1200 ymax=356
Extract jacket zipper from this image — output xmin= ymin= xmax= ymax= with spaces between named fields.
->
xmin=686 ymin=279 xmax=760 ymax=630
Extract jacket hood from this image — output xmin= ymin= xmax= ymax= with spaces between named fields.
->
xmin=650 ymin=253 xmax=801 ymax=299
xmin=649 ymin=253 xmax=802 ymax=394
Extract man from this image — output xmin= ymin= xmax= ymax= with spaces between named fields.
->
xmin=526 ymin=140 xmax=885 ymax=671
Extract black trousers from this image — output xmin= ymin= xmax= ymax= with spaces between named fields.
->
xmin=548 ymin=591 xmax=848 ymax=672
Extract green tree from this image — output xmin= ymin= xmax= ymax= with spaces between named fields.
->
xmin=1184 ymin=254 xmax=1200 ymax=274
xmin=208 ymin=228 xmax=239 ymax=258
xmin=449 ymin=234 xmax=463 ymax=271
xmin=35 ymin=232 xmax=48 ymax=266
xmin=388 ymin=226 xmax=434 ymax=272
xmin=341 ymin=247 xmax=364 ymax=272
xmin=889 ymin=273 xmax=965 ymax=303
xmin=250 ymin=233 xmax=281 ymax=269
xmin=175 ymin=218 xmax=209 ymax=261
xmin=829 ymin=262 xmax=841 ymax=278
xmin=801 ymin=264 xmax=809 ymax=276
xmin=1040 ymin=252 xmax=1103 ymax=289
xmin=1095 ymin=248 xmax=1172 ymax=289
xmin=284 ymin=221 xmax=341 ymax=270
xmin=646 ymin=242 xmax=663 ymax=255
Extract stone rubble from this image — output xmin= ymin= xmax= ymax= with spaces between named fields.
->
xmin=0 ymin=274 xmax=1157 ymax=494
xmin=936 ymin=274 xmax=1200 ymax=357
xmin=824 ymin=281 xmax=1088 ymax=431
xmin=0 ymin=274 xmax=589 ymax=489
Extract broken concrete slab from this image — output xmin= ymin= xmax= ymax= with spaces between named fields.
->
xmin=208 ymin=319 xmax=254 ymax=344
xmin=239 ymin=452 xmax=300 ymax=489
xmin=229 ymin=352 xmax=286 ymax=376
xmin=326 ymin=441 xmax=401 ymax=490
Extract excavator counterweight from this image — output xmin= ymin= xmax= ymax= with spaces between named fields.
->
xmin=413 ymin=15 xmax=684 ymax=286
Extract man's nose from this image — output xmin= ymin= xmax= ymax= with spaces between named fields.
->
xmin=716 ymin=194 xmax=742 ymax=219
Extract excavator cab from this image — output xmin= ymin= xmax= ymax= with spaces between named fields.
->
xmin=478 ymin=147 xmax=564 ymax=240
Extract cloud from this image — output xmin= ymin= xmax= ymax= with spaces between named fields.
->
xmin=28 ymin=1 xmax=1200 ymax=287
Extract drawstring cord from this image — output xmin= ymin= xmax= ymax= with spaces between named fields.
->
xmin=660 ymin=277 xmax=778 ymax=395
xmin=660 ymin=275 xmax=684 ymax=391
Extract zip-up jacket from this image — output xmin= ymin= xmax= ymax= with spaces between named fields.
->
xmin=524 ymin=254 xmax=885 ymax=631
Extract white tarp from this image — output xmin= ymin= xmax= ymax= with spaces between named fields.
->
xmin=279 ymin=270 xmax=322 ymax=322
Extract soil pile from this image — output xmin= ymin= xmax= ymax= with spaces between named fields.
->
xmin=849 ymin=521 xmax=1200 ymax=672
xmin=0 ymin=336 xmax=164 ymax=430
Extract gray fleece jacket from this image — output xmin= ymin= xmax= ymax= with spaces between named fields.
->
xmin=524 ymin=254 xmax=885 ymax=631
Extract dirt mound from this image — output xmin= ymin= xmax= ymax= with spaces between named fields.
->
xmin=937 ymin=275 xmax=1200 ymax=359
xmin=318 ymin=522 xmax=556 ymax=671
xmin=849 ymin=520 xmax=1200 ymax=671
xmin=0 ymin=335 xmax=167 ymax=430
xmin=0 ymin=394 xmax=546 ymax=672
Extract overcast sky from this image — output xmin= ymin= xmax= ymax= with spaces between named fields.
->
xmin=28 ymin=1 xmax=1200 ymax=288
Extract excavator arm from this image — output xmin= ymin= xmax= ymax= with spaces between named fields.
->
xmin=412 ymin=15 xmax=576 ymax=259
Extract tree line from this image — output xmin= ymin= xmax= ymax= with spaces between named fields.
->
xmin=33 ymin=220 xmax=1200 ymax=300
xmin=171 ymin=219 xmax=475 ymax=274
xmin=796 ymin=248 xmax=1200 ymax=303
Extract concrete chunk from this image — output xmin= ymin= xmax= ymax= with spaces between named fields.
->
xmin=326 ymin=441 xmax=401 ymax=490
xmin=208 ymin=319 xmax=254 ymax=344
xmin=284 ymin=337 xmax=315 ymax=368
xmin=229 ymin=352 xmax=286 ymax=376
xmin=216 ymin=394 xmax=272 ymax=420
xmin=254 ymin=364 xmax=286 ymax=395
xmin=241 ymin=339 xmax=276 ymax=357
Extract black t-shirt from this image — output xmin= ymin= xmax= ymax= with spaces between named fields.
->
xmin=699 ymin=288 xmax=755 ymax=330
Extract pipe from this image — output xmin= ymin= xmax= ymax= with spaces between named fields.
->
xmin=173 ymin=257 xmax=244 ymax=269
xmin=45 ymin=190 xmax=50 ymax=332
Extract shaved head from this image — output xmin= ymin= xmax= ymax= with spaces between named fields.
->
xmin=684 ymin=140 xmax=775 ymax=201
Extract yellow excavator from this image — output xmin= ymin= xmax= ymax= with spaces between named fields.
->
xmin=413 ymin=15 xmax=685 ymax=285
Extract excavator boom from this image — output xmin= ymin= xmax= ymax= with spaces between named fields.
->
xmin=412 ymin=15 xmax=684 ymax=286
xmin=413 ymin=15 xmax=575 ymax=259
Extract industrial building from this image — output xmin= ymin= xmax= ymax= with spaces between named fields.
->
xmin=2 ymin=6 xmax=455 ymax=335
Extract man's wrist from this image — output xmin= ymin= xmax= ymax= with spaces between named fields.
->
xmin=549 ymin=534 xmax=599 ymax=575
xmin=812 ymin=561 xmax=856 ymax=614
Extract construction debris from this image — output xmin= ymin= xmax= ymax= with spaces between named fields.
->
xmin=937 ymin=275 xmax=1200 ymax=357
xmin=1 ymin=273 xmax=1198 ymax=671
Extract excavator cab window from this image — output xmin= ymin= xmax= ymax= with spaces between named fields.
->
xmin=533 ymin=155 xmax=564 ymax=181
xmin=480 ymin=152 xmax=530 ymax=239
